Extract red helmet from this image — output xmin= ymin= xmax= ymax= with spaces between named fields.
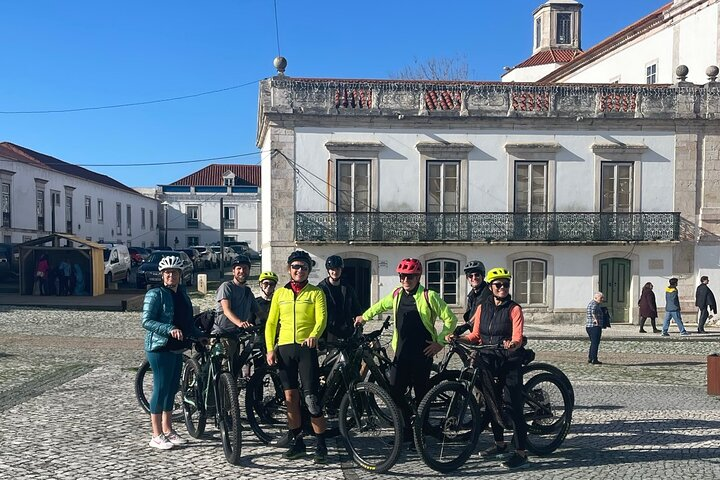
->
xmin=396 ymin=258 xmax=422 ymax=275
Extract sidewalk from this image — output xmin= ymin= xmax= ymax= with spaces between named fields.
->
xmin=0 ymin=292 xmax=144 ymax=311
xmin=526 ymin=322 xmax=720 ymax=342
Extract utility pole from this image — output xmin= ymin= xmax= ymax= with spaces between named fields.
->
xmin=219 ymin=197 xmax=225 ymax=277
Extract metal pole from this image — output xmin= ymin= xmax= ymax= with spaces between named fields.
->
xmin=219 ymin=197 xmax=225 ymax=276
xmin=163 ymin=205 xmax=168 ymax=247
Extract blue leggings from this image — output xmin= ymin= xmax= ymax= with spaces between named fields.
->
xmin=146 ymin=350 xmax=183 ymax=414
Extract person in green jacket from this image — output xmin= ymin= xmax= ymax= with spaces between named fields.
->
xmin=265 ymin=250 xmax=328 ymax=463
xmin=354 ymin=257 xmax=457 ymax=437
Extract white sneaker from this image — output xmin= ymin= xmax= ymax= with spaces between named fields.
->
xmin=163 ymin=430 xmax=187 ymax=445
xmin=149 ymin=434 xmax=174 ymax=450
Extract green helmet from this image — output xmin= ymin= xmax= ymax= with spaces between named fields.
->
xmin=258 ymin=271 xmax=279 ymax=283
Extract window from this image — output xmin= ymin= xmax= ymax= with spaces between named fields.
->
xmin=337 ymin=161 xmax=370 ymax=213
xmin=186 ymin=205 xmax=200 ymax=228
xmin=535 ymin=17 xmax=541 ymax=49
xmin=97 ymin=199 xmax=104 ymax=222
xmin=224 ymin=177 xmax=234 ymax=186
xmin=427 ymin=161 xmax=459 ymax=213
xmin=150 ymin=210 xmax=154 ymax=230
xmin=84 ymin=196 xmax=91 ymax=221
xmin=513 ymin=259 xmax=546 ymax=305
xmin=187 ymin=236 xmax=199 ymax=247
xmin=426 ymin=259 xmax=459 ymax=305
xmin=646 ymin=63 xmax=657 ymax=84
xmin=141 ymin=208 xmax=146 ymax=229
xmin=37 ymin=190 xmax=45 ymax=231
xmin=601 ymin=163 xmax=633 ymax=212
xmin=1 ymin=183 xmax=11 ymax=228
xmin=65 ymin=195 xmax=73 ymax=233
xmin=116 ymin=203 xmax=122 ymax=234
xmin=126 ymin=205 xmax=132 ymax=236
xmin=515 ymin=162 xmax=547 ymax=212
xmin=223 ymin=206 xmax=236 ymax=229
xmin=556 ymin=13 xmax=571 ymax=44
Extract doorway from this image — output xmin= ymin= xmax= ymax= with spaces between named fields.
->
xmin=342 ymin=258 xmax=371 ymax=311
xmin=599 ymin=258 xmax=631 ymax=323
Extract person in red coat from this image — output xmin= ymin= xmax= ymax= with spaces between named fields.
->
xmin=638 ymin=282 xmax=660 ymax=333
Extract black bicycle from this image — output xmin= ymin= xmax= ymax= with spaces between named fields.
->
xmin=245 ymin=320 xmax=403 ymax=473
xmin=180 ymin=329 xmax=258 ymax=466
xmin=414 ymin=340 xmax=572 ymax=473
xmin=134 ymin=357 xmax=187 ymax=421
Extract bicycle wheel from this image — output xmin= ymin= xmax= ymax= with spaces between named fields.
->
xmin=136 ymin=359 xmax=185 ymax=421
xmin=414 ymin=380 xmax=481 ymax=473
xmin=181 ymin=357 xmax=207 ymax=438
xmin=523 ymin=372 xmax=572 ymax=455
xmin=217 ymin=371 xmax=242 ymax=465
xmin=339 ymin=382 xmax=402 ymax=473
xmin=245 ymin=367 xmax=287 ymax=444
xmin=522 ymin=363 xmax=575 ymax=410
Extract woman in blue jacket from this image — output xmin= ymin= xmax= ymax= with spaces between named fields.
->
xmin=141 ymin=255 xmax=205 ymax=450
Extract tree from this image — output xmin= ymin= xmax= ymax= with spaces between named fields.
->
xmin=392 ymin=55 xmax=472 ymax=81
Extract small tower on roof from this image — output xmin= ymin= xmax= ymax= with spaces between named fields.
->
xmin=533 ymin=0 xmax=582 ymax=54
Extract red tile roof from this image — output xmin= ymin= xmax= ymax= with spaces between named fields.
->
xmin=170 ymin=164 xmax=261 ymax=187
xmin=0 ymin=141 xmax=140 ymax=194
xmin=513 ymin=48 xmax=582 ymax=68
xmin=539 ymin=2 xmax=673 ymax=82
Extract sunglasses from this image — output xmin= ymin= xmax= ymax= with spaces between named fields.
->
xmin=491 ymin=281 xmax=511 ymax=289
xmin=260 ymin=281 xmax=276 ymax=287
xmin=290 ymin=264 xmax=309 ymax=271
xmin=399 ymin=273 xmax=420 ymax=280
xmin=467 ymin=273 xmax=483 ymax=279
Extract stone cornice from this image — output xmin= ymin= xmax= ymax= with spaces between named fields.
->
xmin=415 ymin=142 xmax=474 ymax=158
xmin=591 ymin=143 xmax=648 ymax=154
xmin=324 ymin=141 xmax=384 ymax=156
xmin=505 ymin=142 xmax=562 ymax=154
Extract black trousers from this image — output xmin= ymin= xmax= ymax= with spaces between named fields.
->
xmin=389 ymin=354 xmax=432 ymax=427
xmin=698 ymin=308 xmax=710 ymax=331
xmin=586 ymin=325 xmax=602 ymax=362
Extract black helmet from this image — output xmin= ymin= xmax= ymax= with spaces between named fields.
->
xmin=231 ymin=255 xmax=251 ymax=268
xmin=464 ymin=260 xmax=486 ymax=276
xmin=325 ymin=255 xmax=344 ymax=270
xmin=287 ymin=250 xmax=315 ymax=270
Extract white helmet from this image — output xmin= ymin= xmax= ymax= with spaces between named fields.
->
xmin=158 ymin=255 xmax=183 ymax=272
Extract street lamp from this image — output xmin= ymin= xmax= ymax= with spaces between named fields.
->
xmin=161 ymin=201 xmax=169 ymax=248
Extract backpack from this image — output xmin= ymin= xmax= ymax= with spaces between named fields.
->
xmin=194 ymin=309 xmax=216 ymax=335
xmin=393 ymin=287 xmax=435 ymax=320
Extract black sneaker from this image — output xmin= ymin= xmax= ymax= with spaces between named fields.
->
xmin=283 ymin=439 xmax=307 ymax=460
xmin=501 ymin=452 xmax=530 ymax=469
xmin=313 ymin=445 xmax=328 ymax=464
xmin=271 ymin=431 xmax=292 ymax=448
xmin=480 ymin=443 xmax=509 ymax=458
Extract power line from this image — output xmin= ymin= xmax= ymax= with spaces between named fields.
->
xmin=0 ymin=79 xmax=263 ymax=115
xmin=273 ymin=0 xmax=282 ymax=57
xmin=37 ymin=151 xmax=260 ymax=168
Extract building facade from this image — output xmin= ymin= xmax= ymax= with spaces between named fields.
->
xmin=157 ymin=164 xmax=261 ymax=250
xmin=257 ymin=75 xmax=719 ymax=324
xmin=0 ymin=142 xmax=158 ymax=247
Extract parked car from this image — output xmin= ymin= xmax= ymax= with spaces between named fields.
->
xmin=128 ymin=247 xmax=150 ymax=267
xmin=195 ymin=245 xmax=218 ymax=269
xmin=211 ymin=245 xmax=238 ymax=264
xmin=136 ymin=250 xmax=194 ymax=289
xmin=228 ymin=244 xmax=261 ymax=262
xmin=102 ymin=244 xmax=131 ymax=285
xmin=180 ymin=248 xmax=203 ymax=270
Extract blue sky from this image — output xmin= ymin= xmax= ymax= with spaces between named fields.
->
xmin=0 ymin=0 xmax=669 ymax=187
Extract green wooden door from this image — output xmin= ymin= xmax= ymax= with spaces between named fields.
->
xmin=599 ymin=258 xmax=631 ymax=323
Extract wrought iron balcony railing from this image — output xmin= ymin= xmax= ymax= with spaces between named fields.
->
xmin=295 ymin=211 xmax=680 ymax=243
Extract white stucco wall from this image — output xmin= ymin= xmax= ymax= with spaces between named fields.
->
xmin=561 ymin=4 xmax=719 ymax=84
xmin=501 ymin=62 xmax=565 ymax=82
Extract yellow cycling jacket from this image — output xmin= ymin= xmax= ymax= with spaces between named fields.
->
xmin=265 ymin=282 xmax=327 ymax=351
xmin=360 ymin=284 xmax=457 ymax=351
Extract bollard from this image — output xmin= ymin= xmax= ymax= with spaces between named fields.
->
xmin=197 ymin=274 xmax=207 ymax=294
xmin=708 ymin=354 xmax=720 ymax=396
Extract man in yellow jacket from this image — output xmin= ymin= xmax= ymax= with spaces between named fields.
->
xmin=354 ymin=258 xmax=457 ymax=437
xmin=265 ymin=250 xmax=328 ymax=463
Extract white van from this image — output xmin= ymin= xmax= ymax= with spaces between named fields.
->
xmin=102 ymin=244 xmax=131 ymax=285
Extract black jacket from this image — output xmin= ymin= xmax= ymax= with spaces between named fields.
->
xmin=695 ymin=283 xmax=717 ymax=313
xmin=317 ymin=278 xmax=362 ymax=339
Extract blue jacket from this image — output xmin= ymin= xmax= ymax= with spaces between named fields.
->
xmin=142 ymin=285 xmax=203 ymax=352
xmin=665 ymin=287 xmax=681 ymax=312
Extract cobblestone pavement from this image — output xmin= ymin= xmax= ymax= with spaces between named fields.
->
xmin=1 ymin=305 xmax=720 ymax=479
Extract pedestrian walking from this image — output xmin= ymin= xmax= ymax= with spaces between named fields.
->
xmin=695 ymin=276 xmax=716 ymax=333
xmin=662 ymin=277 xmax=690 ymax=336
xmin=586 ymin=292 xmax=605 ymax=364
xmin=638 ymin=282 xmax=660 ymax=333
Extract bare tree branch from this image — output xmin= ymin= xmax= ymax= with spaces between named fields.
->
xmin=391 ymin=55 xmax=472 ymax=81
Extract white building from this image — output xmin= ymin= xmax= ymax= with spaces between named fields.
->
xmin=0 ymin=142 xmax=158 ymax=247
xmin=257 ymin=74 xmax=717 ymax=324
xmin=157 ymin=164 xmax=261 ymax=250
